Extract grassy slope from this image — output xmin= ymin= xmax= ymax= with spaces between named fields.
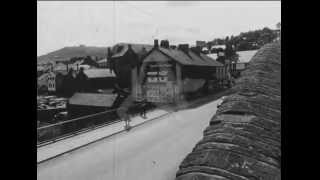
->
xmin=38 ymin=46 xmax=109 ymax=63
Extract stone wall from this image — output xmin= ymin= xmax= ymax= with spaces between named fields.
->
xmin=175 ymin=42 xmax=281 ymax=180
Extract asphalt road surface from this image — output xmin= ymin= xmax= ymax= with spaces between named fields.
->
xmin=37 ymin=99 xmax=221 ymax=180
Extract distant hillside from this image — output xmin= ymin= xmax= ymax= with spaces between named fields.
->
xmin=207 ymin=26 xmax=280 ymax=51
xmin=37 ymin=45 xmax=109 ymax=63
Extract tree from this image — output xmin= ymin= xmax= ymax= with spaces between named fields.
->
xmin=207 ymin=41 xmax=213 ymax=52
xmin=225 ymin=42 xmax=239 ymax=63
xmin=210 ymin=26 xmax=279 ymax=52
xmin=225 ymin=36 xmax=229 ymax=42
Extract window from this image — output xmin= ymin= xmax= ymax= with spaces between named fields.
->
xmin=148 ymin=77 xmax=158 ymax=83
xmin=158 ymin=76 xmax=168 ymax=82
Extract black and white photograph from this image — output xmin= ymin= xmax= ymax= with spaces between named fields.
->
xmin=37 ymin=1 xmax=281 ymax=180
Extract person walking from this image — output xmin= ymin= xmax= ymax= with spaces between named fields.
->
xmin=114 ymin=84 xmax=133 ymax=131
xmin=135 ymin=95 xmax=147 ymax=119
xmin=140 ymin=99 xmax=147 ymax=119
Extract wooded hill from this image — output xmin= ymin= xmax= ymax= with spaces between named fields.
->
xmin=208 ymin=27 xmax=280 ymax=51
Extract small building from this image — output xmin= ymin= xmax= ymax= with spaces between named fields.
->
xmin=65 ymin=58 xmax=98 ymax=72
xmin=38 ymin=73 xmax=49 ymax=90
xmin=69 ymin=60 xmax=83 ymax=71
xmin=210 ymin=45 xmax=226 ymax=53
xmin=83 ymin=68 xmax=116 ymax=91
xmin=230 ymin=50 xmax=258 ymax=77
xmin=196 ymin=40 xmax=206 ymax=47
xmin=81 ymin=56 xmax=99 ymax=68
xmin=67 ymin=93 xmax=118 ymax=119
xmin=47 ymin=72 xmax=56 ymax=92
xmin=37 ymin=70 xmax=67 ymax=95
xmin=201 ymin=47 xmax=209 ymax=54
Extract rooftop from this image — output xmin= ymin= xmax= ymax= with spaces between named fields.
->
xmin=153 ymin=47 xmax=223 ymax=67
xmin=97 ymin=58 xmax=107 ymax=63
xmin=69 ymin=93 xmax=118 ymax=107
xmin=237 ymin=49 xmax=258 ymax=63
xmin=84 ymin=69 xmax=116 ymax=78
xmin=211 ymin=45 xmax=226 ymax=50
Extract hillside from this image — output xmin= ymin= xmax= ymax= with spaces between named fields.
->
xmin=37 ymin=46 xmax=109 ymax=63
xmin=208 ymin=27 xmax=280 ymax=51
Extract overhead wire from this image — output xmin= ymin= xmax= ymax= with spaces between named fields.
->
xmin=112 ymin=1 xmax=117 ymax=179
xmin=113 ymin=0 xmax=116 ymax=45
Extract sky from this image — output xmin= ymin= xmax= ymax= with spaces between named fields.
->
xmin=37 ymin=1 xmax=281 ymax=56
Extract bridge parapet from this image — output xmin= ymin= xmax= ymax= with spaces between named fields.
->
xmin=175 ymin=42 xmax=281 ymax=180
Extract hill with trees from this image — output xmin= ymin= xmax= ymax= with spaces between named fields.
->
xmin=207 ymin=25 xmax=280 ymax=52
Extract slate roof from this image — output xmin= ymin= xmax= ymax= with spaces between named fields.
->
xmin=204 ymin=50 xmax=259 ymax=64
xmin=69 ymin=93 xmax=118 ymax=107
xmin=237 ymin=50 xmax=258 ymax=63
xmin=97 ymin=58 xmax=107 ymax=63
xmin=156 ymin=47 xmax=223 ymax=67
xmin=110 ymin=43 xmax=223 ymax=67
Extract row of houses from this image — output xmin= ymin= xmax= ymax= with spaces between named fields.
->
xmin=37 ymin=56 xmax=109 ymax=75
xmin=69 ymin=39 xmax=257 ymax=114
xmin=37 ymin=68 xmax=116 ymax=94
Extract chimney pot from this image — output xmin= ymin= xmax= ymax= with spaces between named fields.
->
xmin=178 ymin=44 xmax=189 ymax=53
xmin=160 ymin=40 xmax=170 ymax=48
xmin=191 ymin=46 xmax=201 ymax=56
xmin=107 ymin=47 xmax=112 ymax=58
xmin=170 ymin=45 xmax=176 ymax=49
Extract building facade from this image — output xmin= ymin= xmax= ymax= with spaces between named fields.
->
xmin=132 ymin=40 xmax=224 ymax=104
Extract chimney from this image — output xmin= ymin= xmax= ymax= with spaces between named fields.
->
xmin=191 ymin=46 xmax=201 ymax=56
xmin=160 ymin=40 xmax=169 ymax=48
xmin=178 ymin=44 xmax=189 ymax=53
xmin=154 ymin=39 xmax=159 ymax=48
xmin=170 ymin=45 xmax=177 ymax=49
xmin=107 ymin=47 xmax=112 ymax=58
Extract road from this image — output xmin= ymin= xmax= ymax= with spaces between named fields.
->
xmin=37 ymin=99 xmax=221 ymax=180
xmin=37 ymin=109 xmax=170 ymax=163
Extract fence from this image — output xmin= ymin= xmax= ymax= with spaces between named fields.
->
xmin=37 ymin=102 xmax=155 ymax=146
